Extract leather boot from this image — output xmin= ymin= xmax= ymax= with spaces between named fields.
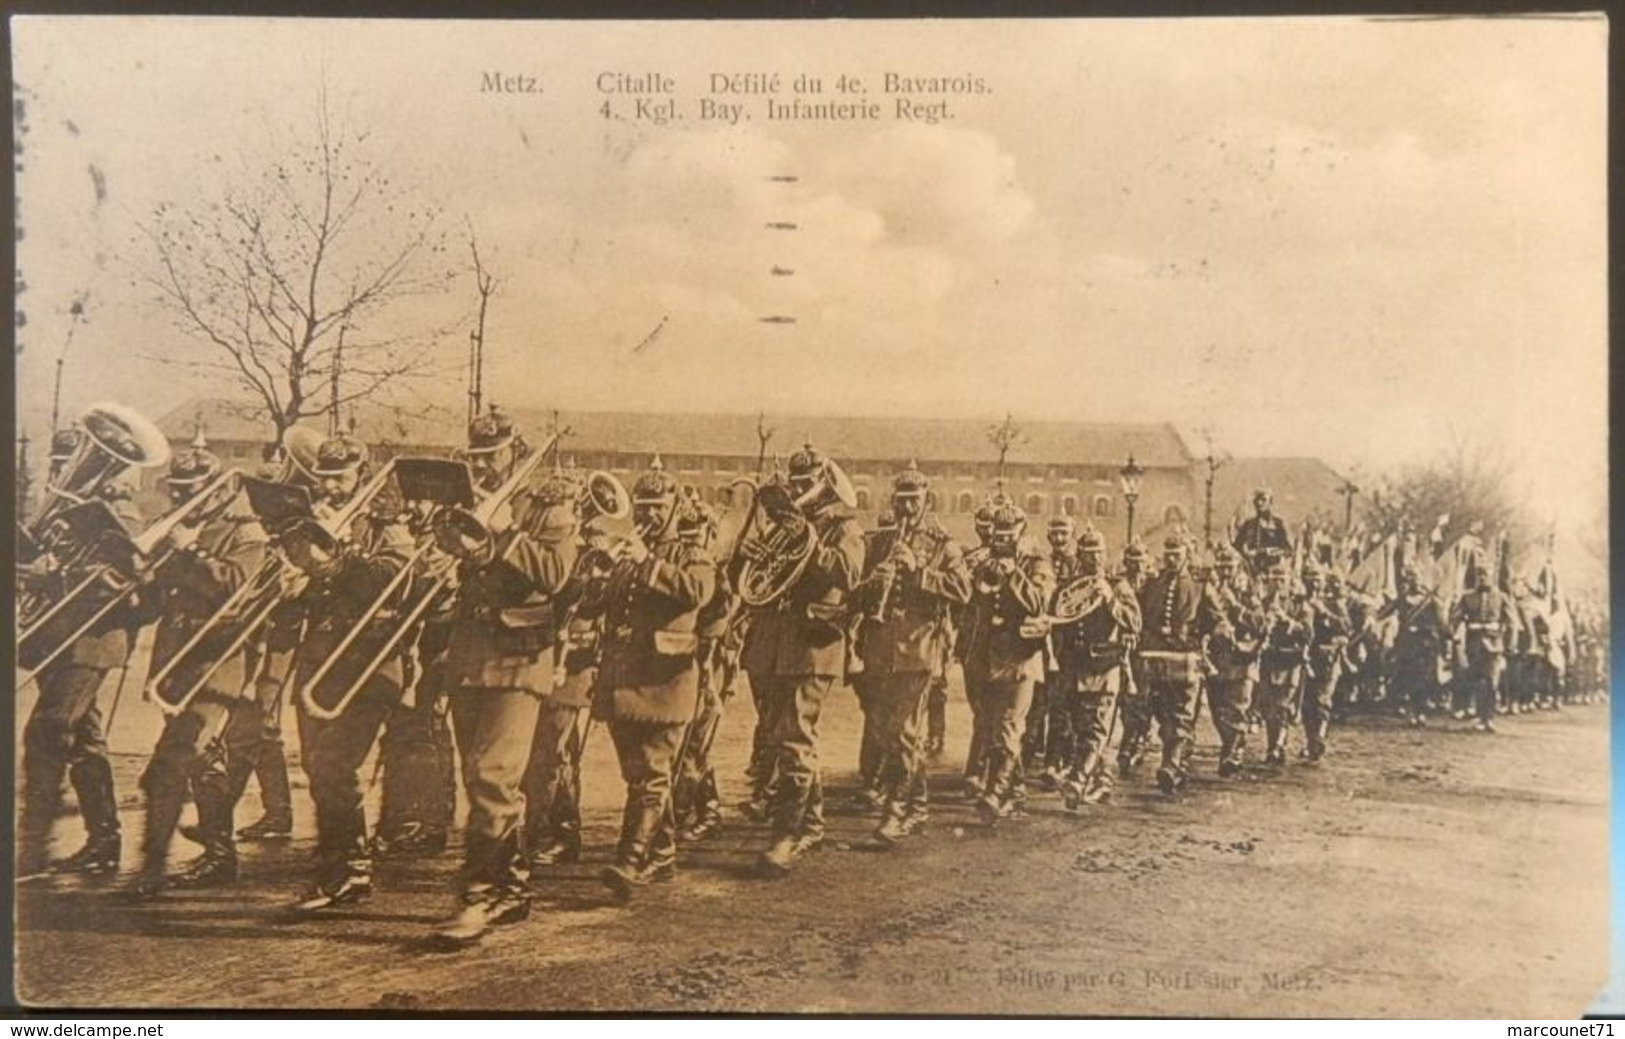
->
xmin=172 ymin=775 xmax=238 ymax=889
xmin=240 ymin=739 xmax=294 ymax=840
xmin=53 ymin=757 xmax=122 ymax=875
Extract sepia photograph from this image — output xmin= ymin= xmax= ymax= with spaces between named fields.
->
xmin=8 ymin=14 xmax=1611 ymax=1016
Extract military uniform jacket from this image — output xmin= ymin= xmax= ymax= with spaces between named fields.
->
xmin=739 ymin=504 xmax=865 ymax=680
xmin=959 ymin=548 xmax=1055 ymax=684
xmin=1053 ymin=571 xmax=1142 ymax=678
xmin=1306 ymin=596 xmax=1354 ymax=678
xmin=1234 ymin=515 xmax=1294 ymax=571
xmin=1207 ymin=576 xmax=1266 ymax=681
xmin=445 ymin=499 xmax=577 ymax=695
xmin=1256 ymin=592 xmax=1313 ymax=681
xmin=29 ymin=497 xmax=145 ymax=671
xmin=290 ymin=511 xmax=416 ymax=697
xmin=148 ymin=496 xmax=269 ymax=702
xmin=854 ymin=521 xmax=972 ymax=676
xmin=1451 ymin=587 xmax=1520 ymax=664
xmin=549 ymin=533 xmax=607 ymax=709
xmin=584 ymin=534 xmax=717 ymax=724
xmin=1137 ymin=567 xmax=1223 ymax=655
xmin=1381 ymin=591 xmax=1449 ymax=667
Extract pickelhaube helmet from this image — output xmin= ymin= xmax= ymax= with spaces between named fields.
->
xmin=1077 ymin=522 xmax=1106 ymax=554
xmin=1252 ymin=487 xmax=1273 ymax=506
xmin=466 ymin=405 xmax=517 ymax=455
xmin=991 ymin=500 xmax=1026 ymax=536
xmin=632 ymin=454 xmax=680 ymax=505
xmin=1047 ymin=516 xmax=1077 ymax=537
xmin=312 ymin=435 xmax=369 ymax=477
xmin=533 ymin=472 xmax=578 ymax=507
xmin=1213 ymin=542 xmax=1239 ymax=567
xmin=168 ymin=447 xmax=223 ymax=488
xmin=891 ymin=460 xmax=928 ymax=498
xmin=1162 ymin=533 xmax=1187 ymax=552
xmin=787 ymin=442 xmax=828 ymax=479
xmin=1123 ymin=539 xmax=1149 ymax=563
xmin=972 ymin=500 xmax=996 ymax=530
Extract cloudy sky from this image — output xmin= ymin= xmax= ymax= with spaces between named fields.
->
xmin=11 ymin=16 xmax=1608 ymax=530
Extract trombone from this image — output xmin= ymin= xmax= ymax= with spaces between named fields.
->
xmin=18 ymin=467 xmax=241 ymax=685
xmin=143 ymin=459 xmax=399 ymax=716
xmin=296 ymin=435 xmax=559 ymax=722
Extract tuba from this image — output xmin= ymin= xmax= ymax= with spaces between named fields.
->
xmin=23 ymin=403 xmax=171 ymax=556
xmin=731 ymin=477 xmax=821 ymax=608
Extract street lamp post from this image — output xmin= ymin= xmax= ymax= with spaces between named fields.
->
xmin=1203 ymin=452 xmax=1228 ymax=548
xmin=1119 ymin=454 xmax=1145 ymax=545
xmin=1337 ymin=478 xmax=1359 ymax=535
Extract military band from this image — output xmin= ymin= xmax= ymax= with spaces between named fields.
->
xmin=14 ymin=399 xmax=1609 ymax=947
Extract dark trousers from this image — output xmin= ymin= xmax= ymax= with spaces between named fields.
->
xmin=450 ymin=689 xmax=541 ymax=892
xmin=868 ymin=672 xmax=933 ymax=819
xmin=379 ymin=690 xmax=456 ymax=836
xmin=20 ymin=662 xmax=118 ymax=871
xmin=609 ymin=719 xmax=686 ymax=870
xmin=968 ymin=674 xmax=1034 ymax=811
xmin=1150 ymin=677 xmax=1203 ymax=780
xmin=524 ymin=700 xmax=587 ymax=850
xmin=1463 ymin=653 xmax=1505 ymax=723
xmin=1301 ymin=661 xmax=1341 ymax=754
xmin=674 ymin=688 xmax=725 ymax=829
xmin=752 ymin=674 xmax=834 ymax=843
xmin=1063 ymin=674 xmax=1119 ymax=797
xmin=1256 ymin=667 xmax=1302 ymax=755
xmin=247 ymin=671 xmax=294 ymax=823
xmin=1208 ymin=675 xmax=1255 ymax=766
xmin=926 ymin=674 xmax=948 ymax=747
xmin=142 ymin=692 xmax=261 ymax=877
xmin=1117 ymin=661 xmax=1153 ymax=767
xmin=297 ymin=675 xmax=402 ymax=883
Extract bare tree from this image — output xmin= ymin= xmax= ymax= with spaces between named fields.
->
xmin=1362 ymin=428 xmax=1537 ymax=567
xmin=132 ymin=92 xmax=453 ymax=441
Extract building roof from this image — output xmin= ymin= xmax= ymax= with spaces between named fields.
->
xmin=154 ymin=397 xmax=1194 ymax=469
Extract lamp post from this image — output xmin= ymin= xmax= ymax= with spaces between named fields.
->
xmin=1202 ymin=451 xmax=1228 ymax=548
xmin=1119 ymin=454 xmax=1145 ymax=544
xmin=1337 ymin=478 xmax=1359 ymax=535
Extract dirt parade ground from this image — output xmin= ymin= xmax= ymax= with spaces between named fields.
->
xmin=11 ymin=649 xmax=1610 ymax=1017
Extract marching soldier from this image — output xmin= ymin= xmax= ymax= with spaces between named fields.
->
xmin=1300 ymin=567 xmax=1353 ymax=761
xmin=959 ymin=500 xmax=1054 ymax=826
xmin=17 ymin=470 xmax=144 ymax=878
xmin=1028 ymin=516 xmax=1080 ymax=790
xmin=737 ymin=444 xmax=865 ymax=876
xmin=580 ymin=462 xmax=717 ymax=898
xmin=233 ymin=440 xmax=317 ymax=843
xmin=128 ymin=448 xmax=269 ymax=896
xmin=1233 ymin=488 xmax=1294 ymax=577
xmin=1050 ymin=524 xmax=1139 ymax=809
xmin=1135 ymin=534 xmax=1223 ymax=795
xmin=1205 ymin=543 xmax=1264 ymax=777
xmin=1254 ymin=562 xmax=1313 ymax=766
xmin=1379 ymin=563 xmax=1451 ymax=726
xmin=1114 ymin=539 xmax=1155 ymax=776
xmin=851 ymin=509 xmax=897 ymax=811
xmin=279 ymin=435 xmax=415 ymax=911
xmin=852 ymin=463 xmax=971 ymax=846
xmin=672 ymin=493 xmax=739 ymax=843
xmin=432 ymin=410 xmax=576 ymax=943
xmin=1450 ymin=557 xmax=1521 ymax=733
xmin=956 ymin=499 xmax=999 ymax=795
xmin=523 ymin=472 xmax=608 ymax=869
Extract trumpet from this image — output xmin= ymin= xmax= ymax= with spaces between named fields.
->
xmin=298 ymin=435 xmax=558 ymax=722
xmin=144 ymin=460 xmax=398 ymax=716
xmin=18 ymin=467 xmax=241 ymax=683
